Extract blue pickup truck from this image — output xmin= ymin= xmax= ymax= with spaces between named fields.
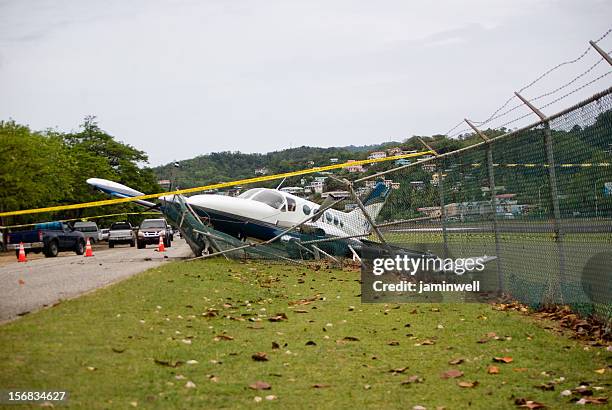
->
xmin=6 ymin=221 xmax=86 ymax=258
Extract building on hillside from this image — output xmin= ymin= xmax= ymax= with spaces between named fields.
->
xmin=330 ymin=158 xmax=339 ymax=163
xmin=395 ymin=159 xmax=411 ymax=166
xmin=422 ymin=162 xmax=437 ymax=172
xmin=310 ymin=180 xmax=324 ymax=194
xmin=345 ymin=160 xmax=365 ymax=173
xmin=255 ymin=167 xmax=269 ymax=175
xmin=158 ymin=180 xmax=171 ymax=190
xmin=387 ymin=147 xmax=403 ymax=156
xmin=314 ymin=176 xmax=327 ymax=183
xmin=431 ymin=172 xmax=446 ymax=186
xmin=365 ymin=180 xmax=377 ymax=189
xmin=281 ymin=186 xmax=305 ymax=196
xmin=410 ymin=181 xmax=425 ymax=190
xmin=321 ymin=191 xmax=350 ymax=199
xmin=367 ymin=151 xmax=387 ymax=160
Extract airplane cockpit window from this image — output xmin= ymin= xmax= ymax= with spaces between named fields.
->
xmin=303 ymin=204 xmax=311 ymax=215
xmin=238 ymin=188 xmax=264 ymax=199
xmin=286 ymin=197 xmax=296 ymax=212
xmin=333 ymin=215 xmax=339 ymax=226
xmin=252 ymin=190 xmax=285 ymax=209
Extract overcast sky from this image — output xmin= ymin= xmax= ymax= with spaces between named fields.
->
xmin=1 ymin=0 xmax=610 ymax=166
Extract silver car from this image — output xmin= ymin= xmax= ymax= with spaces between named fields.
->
xmin=73 ymin=221 xmax=102 ymax=244
xmin=108 ymin=221 xmax=136 ymax=248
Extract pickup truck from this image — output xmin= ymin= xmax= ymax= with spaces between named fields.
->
xmin=108 ymin=221 xmax=136 ymax=248
xmin=136 ymin=218 xmax=173 ymax=249
xmin=6 ymin=221 xmax=86 ymax=258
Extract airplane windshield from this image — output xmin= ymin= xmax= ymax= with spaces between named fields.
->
xmin=252 ymin=190 xmax=285 ymax=209
xmin=238 ymin=188 xmax=264 ymax=199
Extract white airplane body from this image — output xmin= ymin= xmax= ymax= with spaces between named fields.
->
xmin=86 ymin=178 xmax=390 ymax=250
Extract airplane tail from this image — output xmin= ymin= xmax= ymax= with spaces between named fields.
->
xmin=347 ymin=180 xmax=391 ymax=234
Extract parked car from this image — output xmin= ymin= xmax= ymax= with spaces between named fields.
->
xmin=137 ymin=219 xmax=172 ymax=249
xmin=100 ymin=228 xmax=110 ymax=241
xmin=108 ymin=221 xmax=135 ymax=248
xmin=73 ymin=221 xmax=102 ymax=244
xmin=5 ymin=221 xmax=86 ymax=258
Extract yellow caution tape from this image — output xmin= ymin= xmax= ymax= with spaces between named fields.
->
xmin=0 ymin=151 xmax=433 ymax=218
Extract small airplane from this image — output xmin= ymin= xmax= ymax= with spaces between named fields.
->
xmin=86 ymin=177 xmax=393 ymax=259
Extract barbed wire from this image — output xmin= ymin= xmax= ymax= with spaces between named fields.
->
xmin=443 ymin=28 xmax=611 ymax=135
xmin=473 ymin=51 xmax=610 ymax=128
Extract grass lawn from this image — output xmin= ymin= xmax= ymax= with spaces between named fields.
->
xmin=0 ymin=258 xmax=610 ymax=409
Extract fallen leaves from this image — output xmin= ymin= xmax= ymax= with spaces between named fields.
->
xmin=343 ymin=336 xmax=360 ymax=342
xmin=487 ymin=365 xmax=500 ymax=374
xmin=252 ymin=352 xmax=269 ymax=362
xmin=268 ymin=313 xmax=288 ymax=322
xmin=154 ymin=358 xmax=184 ymax=368
xmin=249 ymin=381 xmax=271 ymax=390
xmin=448 ymin=358 xmax=464 ymax=365
xmin=387 ymin=340 xmax=400 ymax=346
xmin=213 ymin=334 xmax=234 ymax=341
xmin=401 ymin=375 xmax=424 ymax=385
xmin=441 ymin=369 xmax=463 ymax=379
xmin=514 ymin=398 xmax=546 ymax=409
xmin=312 ymin=383 xmax=331 ymax=388
xmin=493 ymin=356 xmax=513 ymax=363
xmin=389 ymin=367 xmax=409 ymax=375
xmin=457 ymin=380 xmax=479 ymax=388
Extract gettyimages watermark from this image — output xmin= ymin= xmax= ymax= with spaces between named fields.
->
xmin=361 ymin=243 xmax=500 ymax=303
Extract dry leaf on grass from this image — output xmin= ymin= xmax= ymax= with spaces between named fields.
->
xmin=249 ymin=381 xmax=271 ymax=390
xmin=449 ymin=358 xmax=464 ymax=365
xmin=312 ymin=383 xmax=331 ymax=388
xmin=487 ymin=365 xmax=500 ymax=374
xmin=458 ymin=381 xmax=479 ymax=388
xmin=493 ymin=356 xmax=513 ymax=363
xmin=514 ymin=398 xmax=546 ymax=409
xmin=252 ymin=352 xmax=269 ymax=361
xmin=213 ymin=334 xmax=234 ymax=341
xmin=401 ymin=375 xmax=424 ymax=385
xmin=441 ymin=369 xmax=464 ymax=379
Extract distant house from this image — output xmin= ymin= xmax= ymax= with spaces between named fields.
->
xmin=345 ymin=160 xmax=365 ymax=173
xmin=395 ymin=159 xmax=411 ymax=166
xmin=255 ymin=167 xmax=269 ymax=175
xmin=422 ymin=163 xmax=437 ymax=173
xmin=310 ymin=180 xmax=324 ymax=194
xmin=158 ymin=179 xmax=171 ymax=190
xmin=367 ymin=151 xmax=386 ymax=160
xmin=364 ymin=180 xmax=377 ymax=189
xmin=418 ymin=206 xmax=442 ymax=218
xmin=281 ymin=186 xmax=305 ymax=196
xmin=330 ymin=158 xmax=339 ymax=163
xmin=307 ymin=160 xmax=315 ymax=166
xmin=387 ymin=147 xmax=403 ymax=156
xmin=410 ymin=181 xmax=425 ymax=190
xmin=314 ymin=176 xmax=327 ymax=183
xmin=431 ymin=172 xmax=446 ymax=186
xmin=321 ymin=190 xmax=350 ymax=199
xmin=391 ymin=182 xmax=400 ymax=190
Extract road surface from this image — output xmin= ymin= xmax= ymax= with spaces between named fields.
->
xmin=0 ymin=238 xmax=192 ymax=323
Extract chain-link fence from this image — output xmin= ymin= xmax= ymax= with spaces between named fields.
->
xmin=373 ymin=87 xmax=612 ymax=321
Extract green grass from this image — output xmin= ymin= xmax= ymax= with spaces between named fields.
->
xmin=0 ymin=259 xmax=609 ymax=409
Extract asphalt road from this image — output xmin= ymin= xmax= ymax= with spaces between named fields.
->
xmin=0 ymin=238 xmax=192 ymax=323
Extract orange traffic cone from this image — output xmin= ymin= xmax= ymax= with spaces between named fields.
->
xmin=85 ymin=238 xmax=94 ymax=257
xmin=157 ymin=235 xmax=165 ymax=252
xmin=17 ymin=242 xmax=27 ymax=262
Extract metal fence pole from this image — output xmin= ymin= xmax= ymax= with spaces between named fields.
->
xmin=515 ymin=92 xmax=565 ymax=303
xmin=418 ymin=138 xmax=449 ymax=258
xmin=465 ymin=120 xmax=504 ymax=292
